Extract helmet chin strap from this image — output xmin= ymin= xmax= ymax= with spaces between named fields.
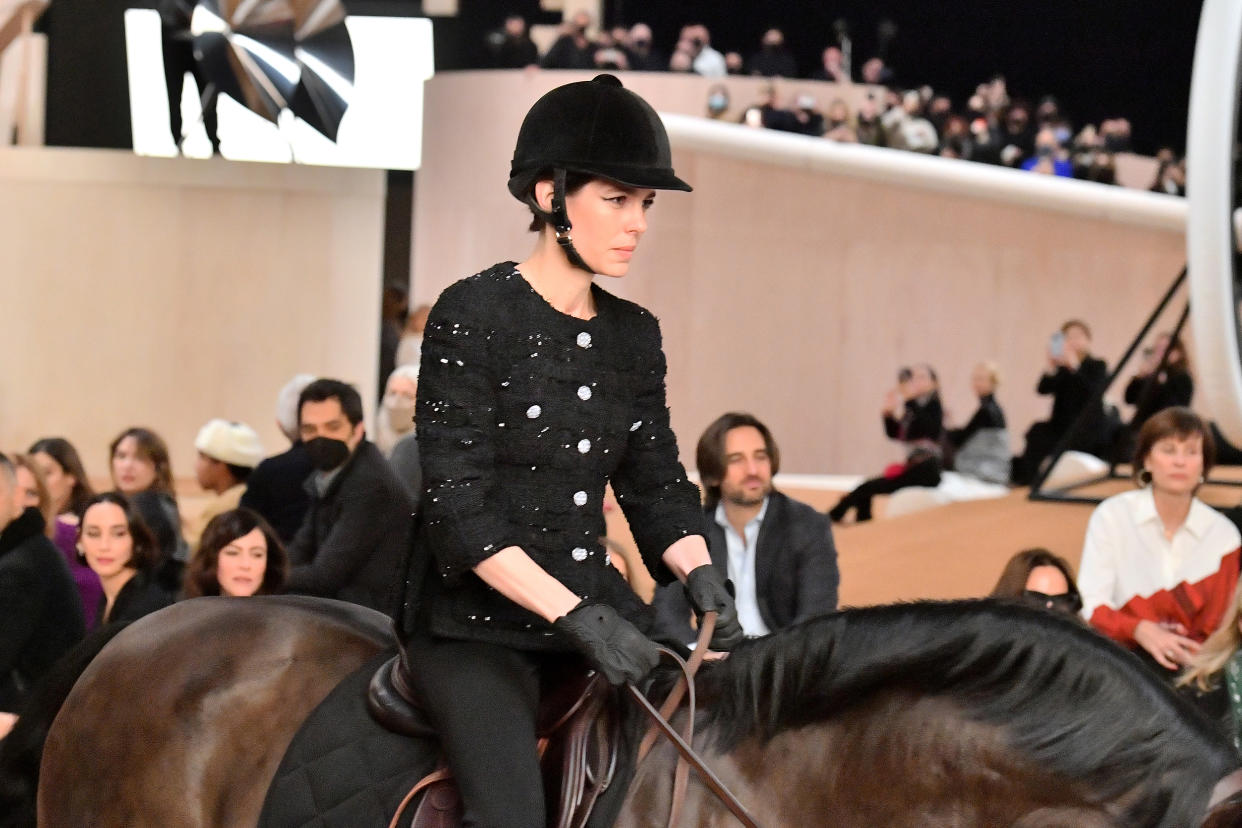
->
xmin=549 ymin=168 xmax=596 ymax=274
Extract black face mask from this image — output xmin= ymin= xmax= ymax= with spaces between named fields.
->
xmin=305 ymin=436 xmax=351 ymax=471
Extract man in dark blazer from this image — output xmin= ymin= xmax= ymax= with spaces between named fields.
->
xmin=284 ymin=379 xmax=415 ymax=614
xmin=0 ymin=453 xmax=85 ymax=714
xmin=653 ymin=413 xmax=839 ymax=646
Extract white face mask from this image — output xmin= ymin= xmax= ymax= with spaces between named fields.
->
xmin=384 ymin=394 xmax=417 ymax=432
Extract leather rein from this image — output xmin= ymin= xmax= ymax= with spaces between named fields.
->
xmin=629 ymin=612 xmax=759 ymax=827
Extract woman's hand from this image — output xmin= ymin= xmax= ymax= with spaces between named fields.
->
xmin=882 ymin=389 xmax=901 ymax=416
xmin=1134 ymin=619 xmax=1200 ymax=671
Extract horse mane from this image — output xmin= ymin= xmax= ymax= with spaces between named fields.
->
xmin=693 ymin=600 xmax=1238 ymax=820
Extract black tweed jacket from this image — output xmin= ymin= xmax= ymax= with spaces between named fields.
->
xmin=412 ymin=262 xmax=706 ymax=651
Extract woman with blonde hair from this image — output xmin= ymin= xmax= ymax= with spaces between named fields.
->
xmin=1180 ymin=581 xmax=1242 ymax=750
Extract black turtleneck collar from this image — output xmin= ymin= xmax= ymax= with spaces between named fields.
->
xmin=0 ymin=507 xmax=47 ymax=556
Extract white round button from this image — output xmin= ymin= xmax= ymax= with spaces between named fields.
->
xmin=573 ymin=490 xmax=588 ymax=506
xmin=577 ymin=439 xmax=591 ymax=454
xmin=577 ymin=386 xmax=592 ymax=401
xmin=526 ymin=405 xmax=541 ymax=419
xmin=576 ymin=332 xmax=592 ymax=348
xmin=571 ymin=547 xmax=589 ymax=562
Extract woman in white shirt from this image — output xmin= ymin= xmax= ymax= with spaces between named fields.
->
xmin=1078 ymin=407 xmax=1240 ymax=675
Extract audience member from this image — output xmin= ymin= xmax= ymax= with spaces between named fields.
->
xmin=811 ymin=45 xmax=849 ymax=83
xmin=853 ymin=95 xmax=886 ymax=146
xmin=999 ymin=103 xmax=1036 ymax=166
xmin=705 ymin=83 xmax=731 ymax=119
xmin=1011 ymin=319 xmax=1110 ymax=485
xmin=1021 ymin=127 xmax=1073 ymax=177
xmin=28 ymin=437 xmax=102 ymax=626
xmin=1119 ymin=332 xmax=1194 ymax=461
xmin=625 ymin=23 xmax=665 ymax=72
xmin=830 ymin=364 xmax=944 ymax=523
xmin=883 ymin=90 xmax=938 ymax=153
xmin=592 ymin=29 xmax=629 ymax=71
xmin=491 ymin=14 xmax=539 ymax=69
xmin=989 ymin=547 xmax=1082 ymax=617
xmin=790 ymin=94 xmax=825 ymax=136
xmin=11 ymin=455 xmax=53 ymax=532
xmin=375 ymin=365 xmax=419 ymax=457
xmin=183 ymin=508 xmax=288 ymax=598
xmin=108 ymin=426 xmax=188 ymax=589
xmin=241 ymin=373 xmax=316 ymax=543
xmin=1179 ymin=580 xmax=1242 ymax=752
xmin=396 ymin=304 xmax=431 ymax=369
xmin=747 ymin=27 xmax=797 ymax=77
xmin=654 ymin=413 xmax=838 ymax=646
xmin=947 ymin=361 xmax=1011 ymax=484
xmin=668 ymin=49 xmax=693 ymax=73
xmin=1078 ymin=408 xmax=1239 ymax=679
xmin=1149 ymin=149 xmax=1186 ymax=196
xmin=379 ymin=282 xmax=408 ymax=400
xmin=724 ymin=51 xmax=744 ymax=75
xmin=681 ymin=24 xmax=726 ymax=77
xmin=384 ymin=368 xmax=423 ymax=501
xmin=77 ymin=492 xmax=172 ymax=625
xmin=284 ymin=379 xmax=414 ymax=612
xmin=860 ymin=57 xmax=892 ymax=86
xmin=541 ymin=10 xmax=597 ymax=70
xmin=187 ymin=419 xmax=264 ymax=549
xmin=0 ymin=452 xmax=85 ymax=713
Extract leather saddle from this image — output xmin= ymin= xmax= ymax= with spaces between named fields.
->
xmin=367 ymin=653 xmax=620 ymax=828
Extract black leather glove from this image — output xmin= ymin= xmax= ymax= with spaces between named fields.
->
xmin=685 ymin=564 xmax=745 ymax=651
xmin=554 ymin=602 xmax=661 ymax=685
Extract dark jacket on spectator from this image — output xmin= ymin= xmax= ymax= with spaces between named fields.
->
xmin=541 ymin=34 xmax=595 ymax=70
xmin=495 ymin=34 xmax=539 ymax=69
xmin=652 ymin=491 xmax=838 ymax=645
xmin=1039 ymin=357 xmax=1109 ymax=437
xmin=747 ymin=47 xmax=797 ymax=78
xmin=240 ymin=442 xmax=314 ymax=544
xmin=947 ymin=394 xmax=1006 ymax=447
xmin=0 ymin=508 xmax=85 ymax=710
xmin=1125 ymin=367 xmax=1193 ymax=430
xmin=884 ymin=395 xmax=944 ymax=444
xmin=285 ymin=440 xmax=414 ymax=614
xmin=99 ymin=569 xmax=172 ymax=626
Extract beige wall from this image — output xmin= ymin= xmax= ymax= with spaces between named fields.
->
xmin=413 ymin=70 xmax=1187 ymax=474
xmin=0 ymin=148 xmax=386 ymax=481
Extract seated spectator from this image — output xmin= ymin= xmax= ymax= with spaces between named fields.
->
xmin=187 ymin=419 xmax=264 ymax=549
xmin=1021 ymin=127 xmax=1073 ymax=177
xmin=668 ymin=48 xmax=693 ymax=73
xmin=396 ymin=304 xmax=430 ymax=369
xmin=1118 ymin=332 xmax=1194 ymax=461
xmin=0 ymin=452 xmax=85 ymax=714
xmin=653 ymin=413 xmax=838 ymax=646
xmin=541 ymin=10 xmax=596 ymax=70
xmin=1149 ymin=150 xmax=1186 ymax=196
xmin=592 ymin=29 xmax=629 ymax=71
xmin=77 ymin=492 xmax=172 ymax=625
xmin=108 ymin=427 xmax=188 ymax=590
xmin=491 ymin=14 xmax=538 ymax=69
xmin=1099 ymin=117 xmax=1132 ymax=153
xmin=747 ymin=27 xmax=797 ymax=78
xmin=989 ymin=547 xmax=1082 ymax=617
xmin=240 ymin=373 xmax=316 ymax=544
xmin=183 ymin=508 xmax=288 ymax=598
xmin=853 ymin=95 xmax=886 ymax=146
xmin=883 ymin=90 xmax=938 ymax=153
xmin=284 ymin=379 xmax=414 ymax=612
xmin=1179 ymin=579 xmax=1242 ymax=751
xmin=724 ymin=51 xmax=744 ymax=75
xmin=375 ymin=364 xmax=419 ymax=457
xmin=947 ymin=361 xmax=1011 ymax=484
xmin=791 ymin=94 xmax=825 ymax=136
xmin=681 ymin=24 xmax=726 ymax=77
xmin=860 ymin=56 xmax=892 ymax=86
xmin=999 ymin=103 xmax=1035 ymax=166
xmin=28 ymin=437 xmax=102 ymax=626
xmin=1011 ymin=319 xmax=1110 ymax=485
xmin=811 ymin=45 xmax=849 ymax=83
xmin=384 ymin=367 xmax=423 ymax=502
xmin=625 ymin=23 xmax=665 ymax=72
xmin=705 ymin=83 xmax=731 ymax=119
xmin=1078 ymin=408 xmax=1239 ymax=679
xmin=829 ymin=364 xmax=944 ymax=523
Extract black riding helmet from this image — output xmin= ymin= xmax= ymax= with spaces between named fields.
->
xmin=508 ymin=74 xmax=692 ymax=273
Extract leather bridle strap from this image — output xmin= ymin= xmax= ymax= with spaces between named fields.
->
xmin=637 ymin=614 xmax=715 ymax=763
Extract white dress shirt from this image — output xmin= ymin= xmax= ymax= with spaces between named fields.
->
xmin=715 ymin=497 xmax=770 ymax=637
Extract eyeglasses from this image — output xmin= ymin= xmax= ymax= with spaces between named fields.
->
xmin=1021 ymin=590 xmax=1082 ymax=614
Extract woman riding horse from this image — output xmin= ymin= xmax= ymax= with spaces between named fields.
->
xmin=399 ymin=73 xmax=744 ymax=826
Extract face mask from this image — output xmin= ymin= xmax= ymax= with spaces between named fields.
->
xmin=304 ymin=436 xmax=351 ymax=472
xmin=1053 ymin=126 xmax=1071 ymax=145
xmin=384 ymin=395 xmax=417 ymax=431
xmin=707 ymin=93 xmax=728 ymax=113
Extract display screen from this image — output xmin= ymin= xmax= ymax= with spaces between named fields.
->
xmin=124 ymin=10 xmax=432 ymax=170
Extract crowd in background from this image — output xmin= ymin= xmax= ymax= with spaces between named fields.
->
xmin=485 ymin=12 xmax=1187 ymax=192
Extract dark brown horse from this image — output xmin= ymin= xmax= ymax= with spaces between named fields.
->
xmin=27 ymin=597 xmax=1242 ymax=826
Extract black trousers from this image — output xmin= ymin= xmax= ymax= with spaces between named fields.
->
xmin=162 ymin=34 xmax=219 ymax=152
xmin=830 ymin=458 xmax=942 ymax=523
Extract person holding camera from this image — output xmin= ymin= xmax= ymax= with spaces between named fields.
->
xmin=1011 ymin=319 xmax=1110 ymax=485
xmin=829 ymin=364 xmax=944 ymax=523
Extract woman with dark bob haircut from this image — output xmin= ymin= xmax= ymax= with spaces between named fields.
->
xmin=77 ymin=492 xmax=173 ymax=625
xmin=1078 ymin=407 xmax=1241 ymax=679
xmin=183 ymin=508 xmax=288 ymax=598
xmin=989 ymin=547 xmax=1082 ymax=617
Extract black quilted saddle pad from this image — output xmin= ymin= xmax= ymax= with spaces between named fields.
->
xmin=259 ymin=650 xmax=440 ymax=828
